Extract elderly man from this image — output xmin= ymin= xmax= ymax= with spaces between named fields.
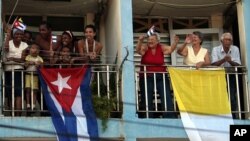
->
xmin=211 ymin=32 xmax=241 ymax=118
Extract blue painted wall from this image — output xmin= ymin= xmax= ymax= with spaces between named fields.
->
xmin=1 ymin=0 xmax=250 ymax=140
xmin=243 ymin=0 xmax=250 ymax=82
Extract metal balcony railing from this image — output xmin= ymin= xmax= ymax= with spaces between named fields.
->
xmin=0 ymin=62 xmax=122 ymax=117
xmin=135 ymin=65 xmax=250 ymax=119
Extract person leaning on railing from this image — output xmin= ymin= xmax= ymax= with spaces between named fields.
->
xmin=50 ymin=46 xmax=72 ymax=68
xmin=35 ymin=21 xmax=61 ymax=65
xmin=177 ymin=31 xmax=211 ymax=69
xmin=136 ymin=32 xmax=179 ymax=118
xmin=51 ymin=30 xmax=81 ymax=68
xmin=211 ymin=32 xmax=241 ymax=119
xmin=3 ymin=26 xmax=28 ymax=116
xmin=78 ymin=24 xmax=103 ymax=64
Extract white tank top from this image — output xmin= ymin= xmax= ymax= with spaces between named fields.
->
xmin=184 ymin=46 xmax=207 ymax=66
xmin=85 ymin=39 xmax=96 ymax=53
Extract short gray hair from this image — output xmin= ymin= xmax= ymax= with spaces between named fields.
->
xmin=221 ymin=32 xmax=233 ymax=41
xmin=151 ymin=32 xmax=161 ymax=41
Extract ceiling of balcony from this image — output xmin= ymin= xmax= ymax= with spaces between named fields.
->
xmin=2 ymin=0 xmax=236 ymax=17
xmin=133 ymin=0 xmax=237 ymax=17
xmin=2 ymin=0 xmax=99 ymax=17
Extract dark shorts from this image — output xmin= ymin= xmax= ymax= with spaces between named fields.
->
xmin=5 ymin=71 xmax=23 ymax=97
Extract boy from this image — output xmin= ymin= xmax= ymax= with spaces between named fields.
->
xmin=25 ymin=43 xmax=43 ymax=111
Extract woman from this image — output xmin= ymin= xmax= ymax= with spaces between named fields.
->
xmin=78 ymin=24 xmax=103 ymax=63
xmin=136 ymin=33 xmax=179 ymax=118
xmin=177 ymin=31 xmax=210 ymax=69
xmin=4 ymin=27 xmax=28 ymax=116
xmin=59 ymin=30 xmax=77 ymax=54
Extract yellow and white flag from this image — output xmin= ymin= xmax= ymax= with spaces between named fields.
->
xmin=168 ymin=67 xmax=234 ymax=141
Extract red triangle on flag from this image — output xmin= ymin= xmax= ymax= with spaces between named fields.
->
xmin=40 ymin=67 xmax=87 ymax=113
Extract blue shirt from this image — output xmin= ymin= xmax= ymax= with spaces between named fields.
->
xmin=211 ymin=45 xmax=241 ymax=67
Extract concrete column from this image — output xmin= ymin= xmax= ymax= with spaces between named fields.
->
xmin=86 ymin=13 xmax=95 ymax=25
xmin=211 ymin=13 xmax=223 ymax=28
xmin=119 ymin=0 xmax=136 ymax=140
xmin=210 ymin=13 xmax=223 ymax=48
xmin=237 ymin=0 xmax=250 ymax=119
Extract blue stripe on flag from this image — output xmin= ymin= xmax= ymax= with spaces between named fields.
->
xmin=63 ymin=110 xmax=77 ymax=141
xmin=38 ymin=70 xmax=70 ymax=141
xmin=80 ymin=68 xmax=99 ymax=140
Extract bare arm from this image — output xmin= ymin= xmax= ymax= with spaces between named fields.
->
xmin=177 ymin=34 xmax=192 ymax=56
xmin=4 ymin=27 xmax=11 ymax=51
xmin=162 ymin=35 xmax=179 ymax=55
xmin=196 ymin=51 xmax=211 ymax=69
xmin=89 ymin=42 xmax=103 ymax=61
xmin=136 ymin=35 xmax=147 ymax=55
xmin=78 ymin=40 xmax=85 ymax=57
xmin=177 ymin=43 xmax=188 ymax=56
xmin=211 ymin=58 xmax=226 ymax=66
xmin=95 ymin=42 xmax=103 ymax=55
xmin=7 ymin=56 xmax=25 ymax=63
xmin=203 ymin=51 xmax=211 ymax=66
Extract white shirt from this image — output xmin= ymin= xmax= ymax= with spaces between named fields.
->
xmin=184 ymin=46 xmax=208 ymax=66
xmin=211 ymin=45 xmax=241 ymax=67
xmin=4 ymin=40 xmax=28 ymax=71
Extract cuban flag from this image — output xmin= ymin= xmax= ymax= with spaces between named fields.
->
xmin=146 ymin=25 xmax=155 ymax=37
xmin=38 ymin=66 xmax=99 ymax=141
xmin=12 ymin=17 xmax=27 ymax=31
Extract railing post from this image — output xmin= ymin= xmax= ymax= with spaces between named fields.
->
xmin=153 ymin=73 xmax=158 ymax=111
xmin=144 ymin=65 xmax=149 ymax=118
xmin=106 ymin=65 xmax=110 ymax=99
xmin=22 ymin=71 xmax=24 ymax=110
xmin=235 ymin=67 xmax=242 ymax=119
xmin=116 ymin=67 xmax=120 ymax=111
xmin=11 ymin=69 xmax=14 ymax=117
xmin=163 ymin=73 xmax=167 ymax=112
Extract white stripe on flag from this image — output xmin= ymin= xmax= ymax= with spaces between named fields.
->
xmin=48 ymin=87 xmax=64 ymax=122
xmin=181 ymin=112 xmax=233 ymax=141
xmin=181 ymin=112 xmax=202 ymax=141
xmin=71 ymin=88 xmax=90 ymax=141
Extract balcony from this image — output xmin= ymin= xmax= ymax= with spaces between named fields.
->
xmin=1 ymin=62 xmax=249 ymax=120
xmin=0 ymin=63 xmax=122 ymax=118
xmin=135 ymin=65 xmax=250 ymax=119
xmin=1 ymin=62 xmax=250 ymax=141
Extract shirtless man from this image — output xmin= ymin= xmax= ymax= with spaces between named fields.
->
xmin=35 ymin=21 xmax=61 ymax=64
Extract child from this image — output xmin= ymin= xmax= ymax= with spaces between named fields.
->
xmin=25 ymin=43 xmax=43 ymax=111
xmin=51 ymin=46 xmax=72 ymax=68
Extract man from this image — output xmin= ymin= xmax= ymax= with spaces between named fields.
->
xmin=35 ymin=21 xmax=61 ymax=64
xmin=211 ymin=32 xmax=241 ymax=118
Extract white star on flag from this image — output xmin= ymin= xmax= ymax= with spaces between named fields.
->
xmin=51 ymin=73 xmax=72 ymax=93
